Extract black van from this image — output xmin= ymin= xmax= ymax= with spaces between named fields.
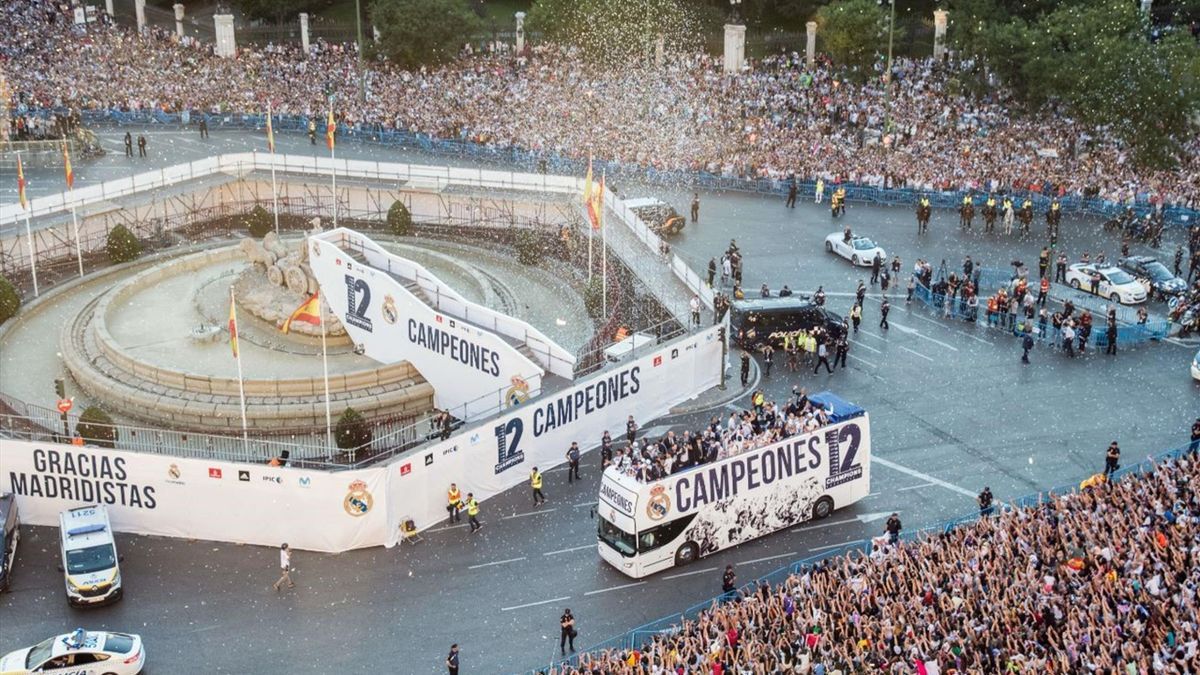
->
xmin=729 ymin=297 xmax=845 ymax=349
xmin=0 ymin=493 xmax=19 ymax=592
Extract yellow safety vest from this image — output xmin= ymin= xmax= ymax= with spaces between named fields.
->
xmin=921 ymin=198 xmax=929 ymax=207
xmin=1004 ymin=200 xmax=1012 ymax=209
xmin=1023 ymin=200 xmax=1032 ymax=209
xmin=466 ymin=499 xmax=479 ymax=516
xmin=531 ymin=471 xmax=542 ymax=489
xmin=987 ymin=199 xmax=995 ymax=207
xmin=448 ymin=488 xmax=462 ymax=506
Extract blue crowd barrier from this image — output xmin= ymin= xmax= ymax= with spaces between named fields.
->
xmin=15 ymin=106 xmax=1196 ymax=228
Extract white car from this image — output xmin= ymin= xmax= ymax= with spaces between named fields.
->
xmin=824 ymin=233 xmax=887 ymax=267
xmin=1064 ymin=264 xmax=1147 ymax=305
xmin=1191 ymin=349 xmax=1200 ymax=381
xmin=0 ymin=629 xmax=144 ymax=675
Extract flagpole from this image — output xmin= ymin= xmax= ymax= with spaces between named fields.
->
xmin=24 ymin=211 xmax=38 ymax=297
xmin=318 ymin=292 xmax=333 ymax=452
xmin=601 ymin=171 xmax=607 ymax=318
xmin=230 ymin=286 xmax=250 ymax=454
xmin=268 ymin=105 xmax=279 ymax=234
xmin=70 ymin=203 xmax=82 ymax=278
xmin=329 ymin=108 xmax=338 ymax=228
xmin=63 ymin=143 xmax=83 ymax=278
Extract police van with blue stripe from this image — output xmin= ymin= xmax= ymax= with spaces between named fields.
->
xmin=58 ymin=505 xmax=123 ymax=607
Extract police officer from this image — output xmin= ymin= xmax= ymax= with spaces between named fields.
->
xmin=1021 ymin=332 xmax=1034 ymax=364
xmin=1105 ymin=321 xmax=1118 ymax=355
xmin=559 ymin=608 xmax=577 ymax=654
xmin=833 ymin=332 xmax=849 ymax=369
xmin=530 ymin=467 xmax=546 ymax=505
xmin=565 ymin=442 xmax=582 ymax=483
xmin=707 ymin=257 xmax=716 ymax=287
xmin=1038 ymin=247 xmax=1050 ymax=279
xmin=137 ymin=134 xmax=147 ymax=158
xmin=464 ymin=493 xmax=481 ymax=532
xmin=123 ymin=131 xmax=133 ymax=157
xmin=1103 ymin=442 xmax=1121 ymax=476
xmin=198 ymin=117 xmax=209 ymax=139
xmin=446 ymin=644 xmax=459 ymax=675
xmin=721 ymin=564 xmax=737 ymax=599
xmin=600 ymin=430 xmax=614 ymax=468
xmin=786 ymin=180 xmax=797 ymax=208
xmin=446 ymin=483 xmax=463 ymax=523
xmin=885 ymin=513 xmax=902 ymax=545
xmin=308 ymin=119 xmax=317 ymax=144
xmin=740 ymin=351 xmax=750 ymax=386
xmin=977 ymin=487 xmax=994 ymax=517
xmin=879 ymin=299 xmax=890 ymax=330
xmin=691 ymin=193 xmax=700 ymax=223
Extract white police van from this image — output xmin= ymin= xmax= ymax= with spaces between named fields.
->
xmin=58 ymin=505 xmax=123 ymax=607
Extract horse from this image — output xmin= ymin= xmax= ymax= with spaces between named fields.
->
xmin=916 ymin=203 xmax=931 ymax=234
xmin=1018 ymin=205 xmax=1034 ymax=233
xmin=982 ymin=203 xmax=998 ymax=233
xmin=959 ymin=202 xmax=975 ymax=230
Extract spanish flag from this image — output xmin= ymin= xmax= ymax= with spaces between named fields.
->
xmin=583 ymin=154 xmax=593 ymax=207
xmin=282 ymin=292 xmax=321 ymax=334
xmin=266 ymin=103 xmax=275 ymax=154
xmin=62 ymin=143 xmax=74 ymax=190
xmin=585 ymin=158 xmax=602 ymax=230
xmin=326 ymin=109 xmax=336 ymax=151
xmin=228 ymin=293 xmax=239 ymax=359
xmin=592 ymin=173 xmax=605 ymax=231
xmin=16 ymin=154 xmax=27 ymax=210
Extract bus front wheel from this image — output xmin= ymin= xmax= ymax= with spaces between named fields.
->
xmin=812 ymin=497 xmax=834 ymax=520
xmin=674 ymin=542 xmax=699 ymax=566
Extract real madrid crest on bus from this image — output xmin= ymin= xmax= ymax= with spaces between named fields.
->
xmin=646 ymin=485 xmax=671 ymax=521
xmin=505 ymin=374 xmax=531 ymax=407
xmin=343 ymin=479 xmax=374 ymax=516
xmin=382 ymin=294 xmax=398 ymax=325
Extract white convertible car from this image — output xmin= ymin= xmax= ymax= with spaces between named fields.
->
xmin=824 ymin=232 xmax=887 ymax=267
xmin=0 ymin=630 xmax=144 ymax=675
xmin=1064 ymin=264 xmax=1147 ymax=305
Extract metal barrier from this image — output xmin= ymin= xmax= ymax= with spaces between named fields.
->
xmin=531 ymin=439 xmax=1196 ymax=673
xmin=13 ymin=106 xmax=1197 ymax=228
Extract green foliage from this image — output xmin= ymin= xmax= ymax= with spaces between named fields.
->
xmin=371 ymin=0 xmax=481 ymax=68
xmin=583 ymin=276 xmax=604 ymax=319
xmin=335 ymin=407 xmax=373 ymax=450
xmin=105 ymin=224 xmax=142 ymax=264
xmin=528 ymin=0 xmax=700 ymax=62
xmin=513 ymin=228 xmax=544 ymax=265
xmin=387 ymin=200 xmax=412 ymax=236
xmin=233 ymin=0 xmax=326 ymax=23
xmin=951 ymin=0 xmax=1200 ymax=169
xmin=0 ymin=276 xmax=19 ymax=325
xmin=76 ymin=406 xmax=117 ymax=448
xmin=245 ymin=205 xmax=274 ymax=238
xmin=815 ymin=0 xmax=901 ymax=80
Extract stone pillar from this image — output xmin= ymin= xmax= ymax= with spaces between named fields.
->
xmin=134 ymin=0 xmax=146 ymax=32
xmin=214 ymin=14 xmax=236 ymax=58
xmin=722 ymin=23 xmax=746 ymax=74
xmin=173 ymin=4 xmax=185 ymax=38
xmin=655 ymin=33 xmax=664 ymax=67
xmin=105 ymin=0 xmax=114 ymax=17
xmin=933 ymin=10 xmax=948 ymax=61
xmin=514 ymin=11 xmax=526 ymax=53
xmin=805 ymin=21 xmax=817 ymax=67
xmin=299 ymin=13 xmax=310 ymax=54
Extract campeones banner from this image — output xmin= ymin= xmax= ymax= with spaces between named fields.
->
xmin=0 ymin=442 xmax=389 ymax=553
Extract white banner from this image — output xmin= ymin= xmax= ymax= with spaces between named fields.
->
xmin=308 ymin=237 xmax=544 ymax=417
xmin=0 ymin=441 xmax=389 ymax=553
xmin=383 ymin=325 xmax=724 ymax=544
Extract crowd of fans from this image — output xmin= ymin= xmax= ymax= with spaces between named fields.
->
xmin=567 ymin=450 xmax=1200 ymax=673
xmin=603 ymin=388 xmax=832 ymax=483
xmin=4 ymin=0 xmax=1200 ymax=208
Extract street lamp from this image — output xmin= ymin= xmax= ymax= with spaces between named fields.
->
xmin=729 ymin=0 xmax=743 ymax=25
xmin=880 ymin=0 xmax=896 ymax=136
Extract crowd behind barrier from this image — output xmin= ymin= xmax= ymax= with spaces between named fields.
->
xmin=15 ymin=106 xmax=1200 ymax=229
xmin=537 ymin=439 xmax=1200 ymax=674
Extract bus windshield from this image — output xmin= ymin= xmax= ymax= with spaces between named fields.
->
xmin=598 ymin=519 xmax=636 ymax=556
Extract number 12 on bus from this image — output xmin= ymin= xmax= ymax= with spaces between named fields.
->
xmin=597 ymin=407 xmax=870 ymax=578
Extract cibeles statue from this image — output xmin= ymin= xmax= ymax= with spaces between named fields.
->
xmin=235 ymin=219 xmax=345 ymax=338
xmin=239 ymin=228 xmax=321 ymax=296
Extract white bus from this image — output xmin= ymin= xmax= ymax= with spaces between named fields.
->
xmin=597 ymin=393 xmax=871 ymax=578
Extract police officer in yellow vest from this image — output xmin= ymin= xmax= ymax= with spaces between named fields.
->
xmin=920 ymin=196 xmax=930 ymax=209
xmin=531 ymin=467 xmax=547 ymax=506
xmin=986 ymin=195 xmax=996 ymax=210
xmin=962 ymin=194 xmax=972 ymax=206
xmin=447 ymin=483 xmax=463 ymax=524
xmin=464 ymin=493 xmax=481 ymax=533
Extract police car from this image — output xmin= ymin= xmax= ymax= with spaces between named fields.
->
xmin=58 ymin=506 xmax=123 ymax=607
xmin=824 ymin=232 xmax=887 ymax=267
xmin=1192 ymin=348 xmax=1200 ymax=382
xmin=1064 ymin=264 xmax=1147 ymax=305
xmin=1117 ymin=255 xmax=1187 ymax=301
xmin=0 ymin=629 xmax=144 ymax=674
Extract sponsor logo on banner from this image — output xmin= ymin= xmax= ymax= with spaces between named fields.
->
xmin=449 ymin=319 xmax=456 ymax=329
xmin=442 ymin=445 xmax=459 ymax=456
xmin=399 ymin=463 xmax=412 ymax=476
xmin=671 ymin=348 xmax=679 ymax=360
xmin=298 ymin=476 xmax=312 ymax=488
xmin=382 ymin=295 xmax=398 ymax=325
xmin=469 ymin=433 xmax=480 ymax=445
xmin=646 ymin=485 xmax=671 ymax=521
xmin=653 ymin=355 xmax=663 ymax=367
xmin=208 ymin=467 xmax=222 ymax=479
xmin=424 ymin=453 xmax=434 ymax=466
xmin=238 ymin=470 xmax=250 ymax=482
xmin=166 ymin=464 xmax=184 ymax=486
xmin=262 ymin=475 xmax=282 ymax=484
xmin=435 ymin=315 xmax=443 ymax=324
xmin=344 ymin=480 xmax=374 ymax=516
xmin=6 ymin=448 xmax=157 ymax=509
xmin=342 ymin=275 xmax=373 ymax=332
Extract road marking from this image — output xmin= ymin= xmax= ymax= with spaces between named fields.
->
xmin=889 ymin=322 xmax=959 ymax=351
xmin=954 ymin=329 xmax=992 ymax=344
xmin=543 ymin=544 xmax=595 ymax=556
xmin=423 ymin=523 xmax=468 ymax=534
xmin=847 ymin=354 xmax=877 ymax=368
xmin=584 ymin=581 xmax=647 ymax=596
xmin=468 ymin=556 xmax=527 ymax=570
xmin=791 ymin=511 xmax=894 ymax=533
xmin=873 ymin=456 xmax=977 ymax=498
xmin=896 ymin=482 xmax=935 ymax=492
xmin=501 ymin=596 xmax=571 ymax=611
xmin=857 ymin=329 xmax=887 ymax=341
xmin=662 ymin=566 xmax=720 ymax=580
xmin=810 ymin=539 xmax=865 ymax=552
xmin=574 ymin=501 xmax=597 ymax=508
xmin=898 ymin=345 xmax=935 ymax=362
xmin=502 ymin=508 xmax=559 ymax=520
xmin=737 ymin=551 xmax=796 ymax=566
xmin=849 ymin=339 xmax=882 ymax=354
xmin=907 ymin=312 xmax=945 ymax=329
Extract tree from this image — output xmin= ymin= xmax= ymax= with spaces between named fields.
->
xmin=0 ymin=276 xmax=19 ymax=326
xmin=387 ymin=200 xmax=412 ymax=236
xmin=335 ymin=407 xmax=373 ymax=450
xmin=245 ymin=205 xmax=273 ymax=238
xmin=528 ymin=0 xmax=701 ymax=62
xmin=371 ymin=0 xmax=481 ymax=68
xmin=106 ymin=224 xmax=142 ymax=263
xmin=583 ymin=276 xmax=604 ymax=319
xmin=513 ymin=228 xmax=544 ymax=265
xmin=232 ymin=0 xmax=324 ymax=23
xmin=815 ymin=0 xmax=900 ymax=80
xmin=76 ymin=406 xmax=118 ymax=448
